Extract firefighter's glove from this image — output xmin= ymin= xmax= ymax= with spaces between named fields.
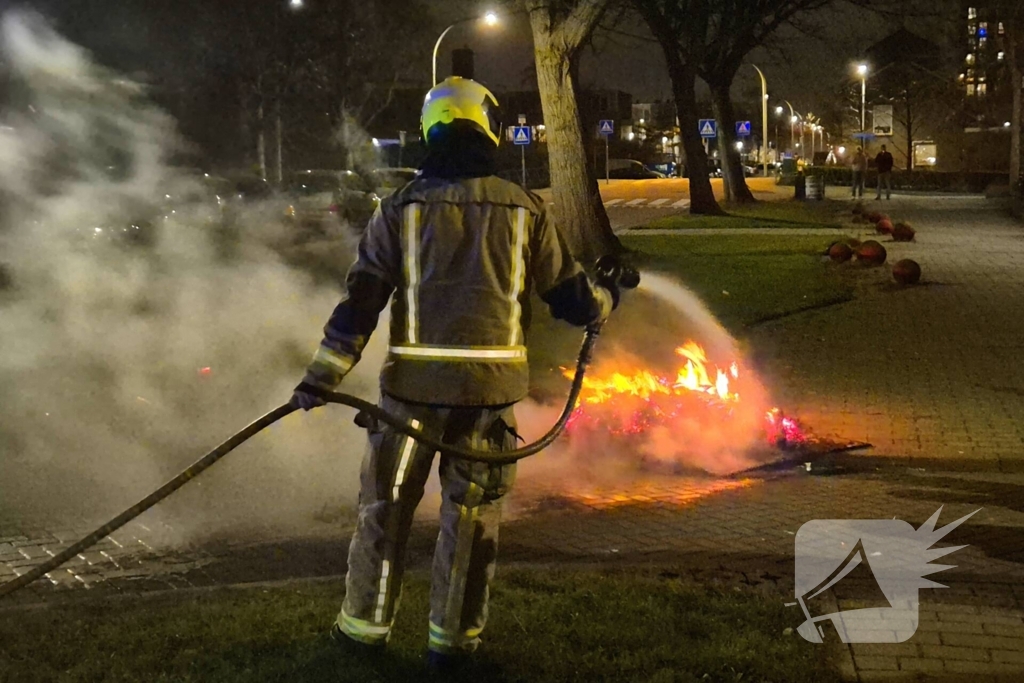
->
xmin=290 ymin=380 xmax=328 ymax=411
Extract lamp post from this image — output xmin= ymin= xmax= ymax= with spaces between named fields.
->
xmin=785 ymin=100 xmax=798 ymax=156
xmin=857 ymin=63 xmax=868 ymax=133
xmin=433 ymin=12 xmax=499 ymax=86
xmin=774 ymin=105 xmax=783 ymax=161
xmin=752 ymin=65 xmax=769 ymax=177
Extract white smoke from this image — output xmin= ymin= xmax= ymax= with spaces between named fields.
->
xmin=0 ymin=12 xmax=381 ymax=543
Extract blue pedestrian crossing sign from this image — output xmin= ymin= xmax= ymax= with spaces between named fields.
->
xmin=599 ymin=119 xmax=615 ymax=136
xmin=513 ymin=125 xmax=532 ymax=145
xmin=736 ymin=121 xmax=752 ymax=137
xmin=699 ymin=119 xmax=717 ymax=138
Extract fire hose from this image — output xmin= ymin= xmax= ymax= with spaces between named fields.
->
xmin=0 ymin=257 xmax=639 ymax=600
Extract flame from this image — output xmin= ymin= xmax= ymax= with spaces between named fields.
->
xmin=563 ymin=340 xmax=804 ymax=448
xmin=569 ymin=341 xmax=740 ymax=406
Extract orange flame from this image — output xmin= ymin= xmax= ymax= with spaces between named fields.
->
xmin=568 ymin=341 xmax=739 ymax=406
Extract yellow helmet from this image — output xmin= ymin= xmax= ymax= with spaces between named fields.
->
xmin=421 ymin=76 xmax=501 ymax=147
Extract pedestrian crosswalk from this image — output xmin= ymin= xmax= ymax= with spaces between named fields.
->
xmin=603 ymin=197 xmax=690 ymax=209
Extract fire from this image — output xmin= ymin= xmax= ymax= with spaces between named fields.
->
xmin=569 ymin=341 xmax=740 ymax=408
xmin=563 ymin=340 xmax=804 ymax=450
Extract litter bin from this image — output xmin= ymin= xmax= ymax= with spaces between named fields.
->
xmin=794 ymin=172 xmax=806 ymax=200
xmin=806 ymin=174 xmax=825 ymax=200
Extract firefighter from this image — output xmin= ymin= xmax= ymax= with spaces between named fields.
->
xmin=291 ymin=76 xmax=617 ymax=670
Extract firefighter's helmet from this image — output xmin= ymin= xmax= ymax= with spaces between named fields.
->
xmin=421 ymin=76 xmax=501 ymax=147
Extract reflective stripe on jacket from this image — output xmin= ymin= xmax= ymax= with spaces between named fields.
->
xmin=304 ymin=175 xmax=612 ymax=406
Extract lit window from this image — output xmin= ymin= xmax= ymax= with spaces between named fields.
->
xmin=968 ymin=21 xmax=976 ymax=34
xmin=980 ymin=35 xmax=987 ymax=46
xmin=959 ymin=73 xmax=966 ymax=81
xmin=967 ymin=68 xmax=975 ymax=78
xmin=967 ymin=83 xmax=976 ymax=96
xmin=968 ymin=7 xmax=977 ymax=20
xmin=978 ymin=83 xmax=987 ymax=95
xmin=998 ymin=51 xmax=1005 ymax=61
xmin=966 ymin=53 xmax=975 ymax=64
xmin=979 ymin=21 xmax=987 ymax=37
xmin=999 ymin=22 xmax=1005 ymax=35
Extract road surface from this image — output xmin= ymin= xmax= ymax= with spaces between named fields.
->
xmin=536 ymin=177 xmax=782 ymax=231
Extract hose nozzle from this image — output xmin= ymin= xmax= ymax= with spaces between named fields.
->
xmin=594 ymin=254 xmax=641 ymax=291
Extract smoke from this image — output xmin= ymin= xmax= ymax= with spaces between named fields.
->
xmin=0 ymin=14 xmax=777 ymax=552
xmin=0 ymin=12 xmax=379 ymax=544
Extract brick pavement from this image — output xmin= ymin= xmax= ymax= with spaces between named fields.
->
xmin=3 ymin=196 xmax=1024 ymax=681
xmin=749 ymin=196 xmax=1024 ymax=470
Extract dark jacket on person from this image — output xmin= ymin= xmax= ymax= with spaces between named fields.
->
xmin=875 ymin=151 xmax=894 ymax=173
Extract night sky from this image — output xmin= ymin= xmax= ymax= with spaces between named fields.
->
xmin=7 ymin=0 xmax=960 ymax=141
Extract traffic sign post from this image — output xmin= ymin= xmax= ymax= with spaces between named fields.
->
xmin=599 ymin=119 xmax=614 ymax=184
xmin=735 ymin=121 xmax=751 ymax=137
xmin=513 ymin=119 xmax=531 ymax=187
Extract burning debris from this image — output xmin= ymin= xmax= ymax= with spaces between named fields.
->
xmin=554 ymin=339 xmax=806 ymax=476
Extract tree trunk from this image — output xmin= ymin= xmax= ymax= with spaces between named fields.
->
xmin=905 ymin=91 xmax=914 ymax=171
xmin=530 ymin=16 xmax=619 ymax=262
xmin=257 ymin=102 xmax=267 ymax=181
xmin=666 ymin=57 xmax=723 ymax=215
xmin=275 ymin=108 xmax=284 ymax=185
xmin=710 ymin=81 xmax=755 ymax=204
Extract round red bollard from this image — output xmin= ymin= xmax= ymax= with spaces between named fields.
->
xmin=892 ymin=222 xmax=916 ymax=242
xmin=829 ymin=242 xmax=854 ymax=262
xmin=856 ymin=240 xmax=887 ymax=266
xmin=892 ymin=259 xmax=922 ymax=285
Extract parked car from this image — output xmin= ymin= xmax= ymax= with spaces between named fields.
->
xmin=607 ymin=159 xmax=666 ymax=179
xmin=645 ymin=161 xmax=678 ymax=177
xmin=285 ymin=170 xmax=379 ymax=232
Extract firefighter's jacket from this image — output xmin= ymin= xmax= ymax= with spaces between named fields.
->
xmin=304 ymin=175 xmax=613 ymax=406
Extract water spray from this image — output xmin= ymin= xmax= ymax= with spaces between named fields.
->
xmin=0 ymin=258 xmax=640 ymax=600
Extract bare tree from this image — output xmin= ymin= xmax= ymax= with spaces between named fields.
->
xmin=636 ymin=0 xmax=838 ymax=206
xmin=521 ymin=0 xmax=621 ymax=261
xmin=631 ymin=1 xmax=723 ymax=214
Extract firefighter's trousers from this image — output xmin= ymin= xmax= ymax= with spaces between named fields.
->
xmin=337 ymin=394 xmax=518 ymax=654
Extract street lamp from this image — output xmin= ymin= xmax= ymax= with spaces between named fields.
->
xmin=433 ymin=12 xmax=501 ymax=86
xmin=785 ymin=100 xmax=798 ymax=156
xmin=856 ymin=63 xmax=868 ymax=132
xmin=289 ymin=0 xmax=303 ymax=8
xmin=752 ymin=65 xmax=769 ymax=177
xmin=774 ymin=106 xmax=783 ymax=161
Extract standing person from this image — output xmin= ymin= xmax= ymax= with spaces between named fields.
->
xmin=875 ymin=144 xmax=894 ymax=200
xmin=290 ymin=76 xmax=617 ymax=671
xmin=851 ymin=146 xmax=868 ymax=199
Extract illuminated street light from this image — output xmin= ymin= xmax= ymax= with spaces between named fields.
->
xmin=856 ymin=63 xmax=869 ymax=132
xmin=433 ymin=12 xmax=501 ymax=86
xmin=289 ymin=0 xmax=304 ymax=8
xmin=775 ymin=106 xmax=784 ymax=116
xmin=752 ymin=64 xmax=769 ymax=177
